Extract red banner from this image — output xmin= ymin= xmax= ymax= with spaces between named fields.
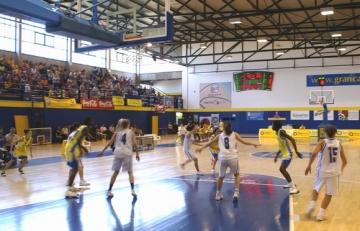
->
xmin=81 ymin=99 xmax=114 ymax=110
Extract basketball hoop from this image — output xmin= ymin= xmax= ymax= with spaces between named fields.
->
xmin=154 ymin=104 xmax=166 ymax=113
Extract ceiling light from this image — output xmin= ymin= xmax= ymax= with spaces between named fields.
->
xmin=200 ymin=43 xmax=207 ymax=49
xmin=257 ymin=37 xmax=268 ymax=43
xmin=147 ymin=43 xmax=152 ymax=47
xmin=276 ymin=50 xmax=285 ymax=55
xmin=320 ymin=7 xmax=334 ymax=16
xmin=226 ymin=55 xmax=232 ymax=59
xmin=337 ymin=46 xmax=346 ymax=51
xmin=229 ymin=18 xmax=241 ymax=24
xmin=331 ymin=32 xmax=342 ymax=37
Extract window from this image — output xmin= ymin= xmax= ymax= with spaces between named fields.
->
xmin=0 ymin=15 xmax=16 ymax=52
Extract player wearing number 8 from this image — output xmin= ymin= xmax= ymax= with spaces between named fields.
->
xmin=196 ymin=122 xmax=261 ymax=201
xmin=305 ymin=125 xmax=347 ymax=221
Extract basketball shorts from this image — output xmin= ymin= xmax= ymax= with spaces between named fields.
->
xmin=183 ymin=149 xmax=196 ymax=160
xmin=218 ymin=158 xmax=240 ymax=177
xmin=281 ymin=159 xmax=292 ymax=167
xmin=112 ymin=155 xmax=133 ymax=172
xmin=67 ymin=154 xmax=83 ymax=169
xmin=10 ymin=154 xmax=27 ymax=160
xmin=209 ymin=149 xmax=218 ymax=159
xmin=313 ymin=175 xmax=339 ymax=196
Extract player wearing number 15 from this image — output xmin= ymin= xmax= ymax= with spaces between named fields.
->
xmin=305 ymin=125 xmax=347 ymax=221
xmin=196 ymin=122 xmax=261 ymax=201
xmin=97 ymin=118 xmax=140 ymax=198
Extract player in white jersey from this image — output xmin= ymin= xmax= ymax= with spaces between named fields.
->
xmin=305 ymin=125 xmax=347 ymax=221
xmin=98 ymin=118 xmax=140 ymax=198
xmin=179 ymin=123 xmax=203 ymax=175
xmin=197 ymin=122 xmax=261 ymax=201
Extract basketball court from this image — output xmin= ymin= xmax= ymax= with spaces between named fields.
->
xmin=1 ymin=135 xmax=359 ymax=231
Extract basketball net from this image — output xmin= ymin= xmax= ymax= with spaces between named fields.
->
xmin=154 ymin=104 xmax=166 ymax=113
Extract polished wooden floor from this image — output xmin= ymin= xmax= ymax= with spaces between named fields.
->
xmin=1 ymin=135 xmax=359 ymax=231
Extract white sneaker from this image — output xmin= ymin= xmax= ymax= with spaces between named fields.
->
xmin=284 ymin=183 xmax=297 ymax=188
xmin=289 ymin=188 xmax=300 ymax=195
xmin=233 ymin=191 xmax=239 ymax=201
xmin=316 ymin=212 xmax=325 ymax=221
xmin=79 ymin=180 xmax=90 ymax=186
xmin=305 ymin=207 xmax=314 ymax=218
xmin=211 ymin=169 xmax=215 ymax=173
xmin=215 ymin=193 xmax=224 ymax=201
xmin=131 ymin=190 xmax=137 ymax=197
xmin=107 ymin=191 xmax=114 ymax=197
xmin=197 ymin=171 xmax=204 ymax=176
xmin=65 ymin=190 xmax=78 ymax=198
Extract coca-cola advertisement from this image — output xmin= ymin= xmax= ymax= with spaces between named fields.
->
xmin=81 ymin=99 xmax=114 ymax=110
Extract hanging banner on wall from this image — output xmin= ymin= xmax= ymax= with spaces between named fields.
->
xmin=338 ymin=110 xmax=359 ymax=121
xmin=211 ymin=114 xmax=220 ymax=126
xmin=45 ymin=97 xmax=77 ymax=108
xmin=199 ymin=116 xmax=212 ymax=125
xmin=290 ymin=111 xmax=310 ymax=120
xmin=164 ymin=96 xmax=174 ymax=108
xmin=268 ymin=111 xmax=286 ymax=120
xmin=314 ymin=110 xmax=334 ymax=121
xmin=127 ymin=98 xmax=142 ymax=107
xmin=246 ymin=112 xmax=264 ymax=120
xmin=307 ymin=73 xmax=360 ymax=87
xmin=112 ymin=96 xmax=125 ymax=106
xmin=199 ymin=82 xmax=231 ymax=108
xmin=81 ymin=99 xmax=114 ymax=109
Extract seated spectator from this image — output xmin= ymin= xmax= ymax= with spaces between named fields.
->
xmin=167 ymin=122 xmax=173 ymax=134
xmin=133 ymin=125 xmax=143 ymax=136
xmin=62 ymin=125 xmax=69 ymax=138
xmin=56 ymin=126 xmax=67 ymax=139
xmin=109 ymin=124 xmax=115 ymax=133
xmin=100 ymin=124 xmax=107 ymax=133
xmin=299 ymin=124 xmax=306 ymax=129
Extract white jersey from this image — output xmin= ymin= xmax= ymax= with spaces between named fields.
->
xmin=113 ymin=129 xmax=133 ymax=158
xmin=183 ymin=133 xmax=194 ymax=153
xmin=218 ymin=132 xmax=238 ymax=160
xmin=316 ymin=138 xmax=342 ymax=177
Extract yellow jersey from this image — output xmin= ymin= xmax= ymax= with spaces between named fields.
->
xmin=65 ymin=125 xmax=87 ymax=160
xmin=209 ymin=134 xmax=220 ymax=154
xmin=276 ymin=129 xmax=295 ymax=160
xmin=14 ymin=136 xmax=32 ymax=157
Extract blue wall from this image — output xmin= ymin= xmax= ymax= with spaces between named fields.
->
xmin=0 ymin=107 xmax=177 ymax=138
xmin=184 ymin=111 xmax=360 ymax=134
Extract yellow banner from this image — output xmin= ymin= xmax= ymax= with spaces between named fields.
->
xmin=112 ymin=96 xmax=124 ymax=106
xmin=336 ymin=129 xmax=349 ymax=137
xmin=309 ymin=129 xmax=318 ymax=137
xmin=127 ymin=98 xmax=142 ymax=107
xmin=291 ymin=129 xmax=310 ymax=138
xmin=258 ymin=129 xmax=276 ymax=137
xmin=348 ymin=130 xmax=360 ymax=138
xmin=44 ymin=97 xmax=77 ymax=108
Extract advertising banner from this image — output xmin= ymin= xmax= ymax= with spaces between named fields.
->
xmin=45 ymin=97 xmax=77 ymax=108
xmin=81 ymin=99 xmax=114 ymax=109
xmin=338 ymin=110 xmax=359 ymax=121
xmin=291 ymin=111 xmax=310 ymax=120
xmin=127 ymin=98 xmax=142 ymax=107
xmin=199 ymin=82 xmax=231 ymax=108
xmin=246 ymin=112 xmax=264 ymax=120
xmin=211 ymin=114 xmax=220 ymax=126
xmin=112 ymin=96 xmax=125 ymax=106
xmin=307 ymin=73 xmax=360 ymax=87
xmin=314 ymin=110 xmax=334 ymax=121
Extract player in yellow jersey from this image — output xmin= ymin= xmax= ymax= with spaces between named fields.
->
xmin=1 ymin=129 xmax=33 ymax=176
xmin=64 ymin=117 xmax=93 ymax=198
xmin=209 ymin=128 xmax=221 ymax=172
xmin=272 ymin=120 xmax=303 ymax=194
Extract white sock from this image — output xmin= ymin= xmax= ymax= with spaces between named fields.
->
xmin=309 ymin=200 xmax=316 ymax=208
xmin=216 ymin=190 xmax=221 ymax=194
xmin=318 ymin=207 xmax=325 ymax=214
xmin=290 ymin=182 xmax=296 ymax=188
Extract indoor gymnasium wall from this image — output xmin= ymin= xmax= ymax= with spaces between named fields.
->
xmin=183 ymin=65 xmax=360 ymax=109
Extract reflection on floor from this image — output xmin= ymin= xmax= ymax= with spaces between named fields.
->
xmin=0 ymin=174 xmax=289 ymax=231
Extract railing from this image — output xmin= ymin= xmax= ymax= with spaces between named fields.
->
xmin=0 ymin=82 xmax=183 ymax=108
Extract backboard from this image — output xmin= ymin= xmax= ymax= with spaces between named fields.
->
xmin=309 ymin=90 xmax=334 ymax=105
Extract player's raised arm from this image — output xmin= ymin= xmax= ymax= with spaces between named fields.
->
xmin=234 ymin=133 xmax=261 ymax=148
xmin=195 ymin=135 xmax=220 ymax=153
